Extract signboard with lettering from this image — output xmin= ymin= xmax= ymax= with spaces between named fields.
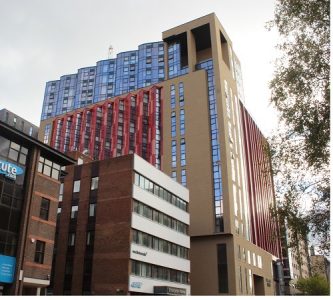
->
xmin=154 ymin=286 xmax=187 ymax=295
xmin=0 ymin=160 xmax=24 ymax=180
xmin=0 ymin=255 xmax=16 ymax=283
xmin=132 ymin=249 xmax=147 ymax=257
xmin=131 ymin=282 xmax=143 ymax=289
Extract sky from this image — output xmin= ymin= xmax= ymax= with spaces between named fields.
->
xmin=0 ymin=0 xmax=279 ymax=136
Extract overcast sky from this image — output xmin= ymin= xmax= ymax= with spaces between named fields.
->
xmin=0 ymin=0 xmax=279 ymax=136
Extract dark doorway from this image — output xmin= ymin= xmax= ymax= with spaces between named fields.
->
xmin=253 ymin=274 xmax=265 ymax=295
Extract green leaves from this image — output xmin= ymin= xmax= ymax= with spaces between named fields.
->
xmin=295 ymin=275 xmax=330 ymax=295
xmin=269 ymin=0 xmax=330 ymax=254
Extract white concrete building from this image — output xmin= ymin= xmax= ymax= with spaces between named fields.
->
xmin=129 ymin=155 xmax=190 ymax=295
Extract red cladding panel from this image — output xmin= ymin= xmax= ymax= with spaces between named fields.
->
xmin=240 ymin=101 xmax=282 ymax=259
xmin=111 ymin=98 xmax=119 ymax=157
xmin=123 ymin=95 xmax=131 ymax=155
xmin=90 ymin=107 xmax=97 ymax=156
xmin=79 ymin=110 xmax=87 ymax=153
xmin=48 ymin=87 xmax=162 ymax=167
xmin=135 ymin=91 xmax=144 ymax=156
xmin=148 ymin=86 xmax=157 ymax=165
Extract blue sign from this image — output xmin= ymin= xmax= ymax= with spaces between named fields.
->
xmin=0 ymin=255 xmax=16 ymax=283
xmin=0 ymin=160 xmax=24 ymax=180
xmin=131 ymin=282 xmax=142 ymax=289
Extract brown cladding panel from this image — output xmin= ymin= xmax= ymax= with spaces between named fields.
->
xmin=161 ymin=70 xmax=215 ymax=236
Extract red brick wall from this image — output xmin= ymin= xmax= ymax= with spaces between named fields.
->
xmin=53 ymin=155 xmax=134 ymax=295
xmin=23 ymin=173 xmax=60 ymax=281
xmin=91 ymin=156 xmax=133 ymax=295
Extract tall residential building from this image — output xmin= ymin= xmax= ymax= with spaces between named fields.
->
xmin=0 ymin=119 xmax=74 ymax=295
xmin=39 ymin=13 xmax=283 ymax=295
xmin=50 ymin=154 xmax=190 ymax=295
xmin=41 ymin=42 xmax=165 ymax=120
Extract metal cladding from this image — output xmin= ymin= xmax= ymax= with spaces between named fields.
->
xmin=239 ymin=101 xmax=282 ymax=259
xmin=49 ymin=86 xmax=162 ymax=168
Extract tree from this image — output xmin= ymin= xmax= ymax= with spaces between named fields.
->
xmin=268 ymin=0 xmax=330 ymax=254
xmin=295 ymin=275 xmax=330 ymax=295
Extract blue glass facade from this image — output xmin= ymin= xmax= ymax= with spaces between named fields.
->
xmin=41 ymin=42 xmax=164 ymax=120
xmin=196 ymin=59 xmax=224 ymax=232
xmin=167 ymin=43 xmax=188 ymax=79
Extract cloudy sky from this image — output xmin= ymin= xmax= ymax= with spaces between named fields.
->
xmin=0 ymin=0 xmax=279 ymax=135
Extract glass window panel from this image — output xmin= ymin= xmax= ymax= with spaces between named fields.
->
xmin=73 ymin=180 xmax=80 ymax=193
xmin=91 ymin=177 xmax=99 ymax=190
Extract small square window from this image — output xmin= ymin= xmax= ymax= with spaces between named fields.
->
xmin=8 ymin=148 xmax=19 ymax=162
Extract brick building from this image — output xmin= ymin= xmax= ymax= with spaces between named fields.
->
xmin=0 ymin=120 xmax=74 ymax=295
xmin=51 ymin=154 xmax=190 ymax=295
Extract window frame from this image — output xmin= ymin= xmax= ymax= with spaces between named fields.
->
xmin=39 ymin=198 xmax=50 ymax=220
xmin=34 ymin=240 xmax=46 ymax=264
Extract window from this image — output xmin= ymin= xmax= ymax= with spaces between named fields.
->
xmin=90 ymin=177 xmax=99 ymax=190
xmin=71 ymin=205 xmax=78 ymax=219
xmin=181 ymin=169 xmax=186 ymax=186
xmin=248 ymin=269 xmax=253 ymax=294
xmin=132 ymin=229 xmax=189 ymax=259
xmin=39 ymin=198 xmax=50 ymax=220
xmin=197 ymin=60 xmax=224 ymax=233
xmin=34 ymin=241 xmax=45 ymax=264
xmin=38 ymin=156 xmax=60 ymax=180
xmin=171 ymin=140 xmax=177 ymax=168
xmin=171 ymin=171 xmax=176 ymax=181
xmin=59 ymin=183 xmax=64 ymax=202
xmin=239 ymin=266 xmax=243 ymax=293
xmin=180 ymin=138 xmax=186 ymax=166
xmin=257 ymin=255 xmax=262 ymax=269
xmin=89 ymin=203 xmax=96 ymax=217
xmin=8 ymin=141 xmax=20 ymax=162
xmin=134 ymin=173 xmax=188 ymax=212
xmin=131 ymin=260 xmax=188 ymax=284
xmin=86 ymin=231 xmax=95 ymax=246
xmin=180 ymin=109 xmax=185 ymax=135
xmin=43 ymin=124 xmax=51 ymax=143
xmin=252 ymin=253 xmax=256 ymax=267
xmin=171 ymin=112 xmax=176 ymax=137
xmin=132 ymin=200 xmax=188 ymax=235
xmin=217 ymin=244 xmax=228 ymax=293
xmin=68 ymin=233 xmax=75 ymax=246
xmin=73 ymin=180 xmax=80 ymax=193
xmin=170 ymin=85 xmax=176 ymax=109
xmin=179 ymin=82 xmax=184 ymax=106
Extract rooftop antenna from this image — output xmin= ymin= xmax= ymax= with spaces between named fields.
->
xmin=108 ymin=45 xmax=114 ymax=59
